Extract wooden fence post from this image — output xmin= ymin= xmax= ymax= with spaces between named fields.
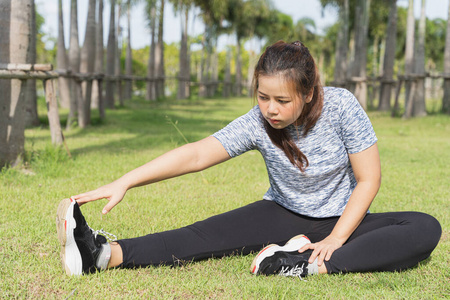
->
xmin=44 ymin=78 xmax=63 ymax=145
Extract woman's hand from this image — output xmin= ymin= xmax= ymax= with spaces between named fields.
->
xmin=298 ymin=235 xmax=344 ymax=266
xmin=71 ymin=180 xmax=128 ymax=214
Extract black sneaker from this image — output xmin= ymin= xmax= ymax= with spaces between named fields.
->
xmin=56 ymin=198 xmax=116 ymax=275
xmin=251 ymin=234 xmax=313 ymax=277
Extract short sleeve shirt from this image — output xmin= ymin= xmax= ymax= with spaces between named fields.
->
xmin=212 ymin=87 xmax=378 ymax=218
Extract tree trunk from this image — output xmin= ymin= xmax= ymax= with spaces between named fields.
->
xmin=211 ymin=44 xmax=219 ymax=97
xmin=198 ymin=34 xmax=206 ymax=98
xmin=378 ymin=0 xmax=397 ymax=111
xmin=155 ymin=0 xmax=165 ymax=99
xmin=25 ymin=0 xmax=39 ymax=127
xmin=105 ymin=0 xmax=116 ymax=108
xmin=116 ymin=4 xmax=123 ymax=106
xmin=352 ymin=0 xmax=370 ymax=109
xmin=177 ymin=4 xmax=189 ymax=100
xmin=403 ymin=0 xmax=415 ymax=117
xmin=57 ymin=0 xmax=71 ymax=109
xmin=0 ymin=0 xmax=31 ymax=168
xmin=124 ymin=0 xmax=133 ymax=101
xmin=412 ymin=0 xmax=427 ymax=117
xmin=91 ymin=0 xmax=104 ymax=118
xmin=67 ymin=0 xmax=82 ymax=129
xmin=247 ymin=49 xmax=256 ymax=97
xmin=146 ymin=2 xmax=156 ymax=101
xmin=443 ymin=0 xmax=450 ymax=114
xmin=333 ymin=0 xmax=349 ymax=88
xmin=223 ymin=46 xmax=231 ymax=98
xmin=235 ymin=36 xmax=242 ymax=97
xmin=79 ymin=0 xmax=96 ymax=128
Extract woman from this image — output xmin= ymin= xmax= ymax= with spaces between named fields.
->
xmin=56 ymin=41 xmax=441 ymax=277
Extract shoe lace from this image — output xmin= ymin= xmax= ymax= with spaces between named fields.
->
xmin=93 ymin=228 xmax=118 ymax=242
xmin=278 ymin=264 xmax=308 ymax=281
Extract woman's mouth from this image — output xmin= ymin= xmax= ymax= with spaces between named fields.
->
xmin=269 ymin=118 xmax=280 ymax=125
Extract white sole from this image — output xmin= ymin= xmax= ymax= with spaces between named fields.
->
xmin=250 ymin=234 xmax=311 ymax=274
xmin=56 ymin=198 xmax=83 ymax=275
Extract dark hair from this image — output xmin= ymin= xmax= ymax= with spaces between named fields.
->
xmin=252 ymin=40 xmax=324 ymax=172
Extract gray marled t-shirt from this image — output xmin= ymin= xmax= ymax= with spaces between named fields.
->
xmin=212 ymin=87 xmax=378 ymax=218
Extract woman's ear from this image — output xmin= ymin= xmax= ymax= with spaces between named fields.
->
xmin=305 ymin=88 xmax=314 ymax=103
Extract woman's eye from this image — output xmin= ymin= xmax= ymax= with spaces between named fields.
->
xmin=278 ymin=100 xmax=289 ymax=104
xmin=258 ymin=96 xmax=268 ymax=101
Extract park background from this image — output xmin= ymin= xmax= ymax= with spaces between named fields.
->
xmin=1 ymin=0 xmax=449 ymax=298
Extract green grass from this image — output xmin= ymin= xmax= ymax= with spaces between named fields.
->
xmin=1 ymin=97 xmax=449 ymax=299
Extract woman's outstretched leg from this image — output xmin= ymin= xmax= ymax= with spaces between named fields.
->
xmin=116 ymin=200 xmax=317 ymax=268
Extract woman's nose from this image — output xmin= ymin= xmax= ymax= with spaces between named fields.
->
xmin=267 ymin=101 xmax=278 ymax=115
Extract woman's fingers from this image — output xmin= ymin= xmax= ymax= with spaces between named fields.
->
xmin=299 ymin=240 xmax=340 ymax=266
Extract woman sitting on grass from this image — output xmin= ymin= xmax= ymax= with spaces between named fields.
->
xmin=56 ymin=40 xmax=441 ymax=277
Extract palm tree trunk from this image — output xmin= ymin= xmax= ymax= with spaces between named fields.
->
xmin=412 ymin=0 xmax=427 ymax=117
xmin=352 ymin=0 xmax=370 ymax=109
xmin=0 ymin=0 xmax=31 ymax=167
xmin=177 ymin=4 xmax=189 ymax=100
xmin=92 ymin=0 xmax=104 ymax=119
xmin=79 ymin=0 xmax=96 ymax=128
xmin=443 ymin=0 xmax=450 ymax=114
xmin=223 ymin=46 xmax=231 ymax=98
xmin=155 ymin=0 xmax=165 ymax=99
xmin=124 ymin=0 xmax=133 ymax=101
xmin=146 ymin=1 xmax=156 ymax=101
xmin=378 ymin=0 xmax=397 ymax=111
xmin=247 ymin=49 xmax=256 ymax=97
xmin=333 ymin=0 xmax=349 ymax=88
xmin=403 ymin=0 xmax=415 ymax=118
xmin=25 ymin=0 xmax=39 ymax=127
xmin=67 ymin=0 xmax=82 ymax=129
xmin=198 ymin=30 xmax=208 ymax=98
xmin=116 ymin=4 xmax=123 ymax=106
xmin=235 ymin=36 xmax=242 ymax=97
xmin=105 ymin=0 xmax=116 ymax=108
xmin=57 ymin=0 xmax=71 ymax=109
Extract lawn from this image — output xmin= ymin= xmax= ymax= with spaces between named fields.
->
xmin=0 ymin=96 xmax=449 ymax=299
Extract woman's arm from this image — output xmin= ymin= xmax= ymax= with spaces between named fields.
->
xmin=299 ymin=143 xmax=381 ymax=266
xmin=73 ymin=136 xmax=231 ymax=214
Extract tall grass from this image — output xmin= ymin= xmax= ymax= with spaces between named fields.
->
xmin=0 ymin=97 xmax=448 ymax=299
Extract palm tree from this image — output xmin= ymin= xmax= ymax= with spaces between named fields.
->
xmin=123 ymin=0 xmax=136 ymax=101
xmin=351 ymin=0 xmax=370 ymax=109
xmin=192 ymin=0 xmax=229 ymax=97
xmin=92 ymin=0 xmax=104 ymax=119
xmin=105 ymin=0 xmax=116 ymax=108
xmin=79 ymin=0 xmax=96 ymax=128
xmin=25 ymin=0 xmax=40 ymax=127
xmin=0 ymin=0 xmax=32 ymax=167
xmin=403 ymin=0 xmax=415 ymax=117
xmin=170 ymin=0 xmax=193 ymax=99
xmin=333 ymin=0 xmax=349 ymax=87
xmin=155 ymin=0 xmax=165 ymax=99
xmin=115 ymin=1 xmax=124 ymax=106
xmin=145 ymin=0 xmax=157 ymax=101
xmin=412 ymin=0 xmax=427 ymax=117
xmin=67 ymin=0 xmax=82 ymax=129
xmin=443 ymin=0 xmax=450 ymax=114
xmin=378 ymin=0 xmax=397 ymax=111
xmin=57 ymin=0 xmax=71 ymax=109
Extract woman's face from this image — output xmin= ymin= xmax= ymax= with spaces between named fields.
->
xmin=257 ymin=75 xmax=309 ymax=129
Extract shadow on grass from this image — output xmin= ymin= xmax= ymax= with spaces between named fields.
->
xmin=29 ymin=98 xmax=249 ymax=157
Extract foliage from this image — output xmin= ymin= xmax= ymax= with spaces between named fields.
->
xmin=35 ymin=3 xmax=56 ymax=65
xmin=425 ymin=18 xmax=447 ymax=72
xmin=33 ymin=1 xmax=449 ymax=97
xmin=1 ymin=96 xmax=448 ymax=298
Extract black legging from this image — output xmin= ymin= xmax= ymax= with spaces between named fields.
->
xmin=117 ymin=200 xmax=442 ymax=274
